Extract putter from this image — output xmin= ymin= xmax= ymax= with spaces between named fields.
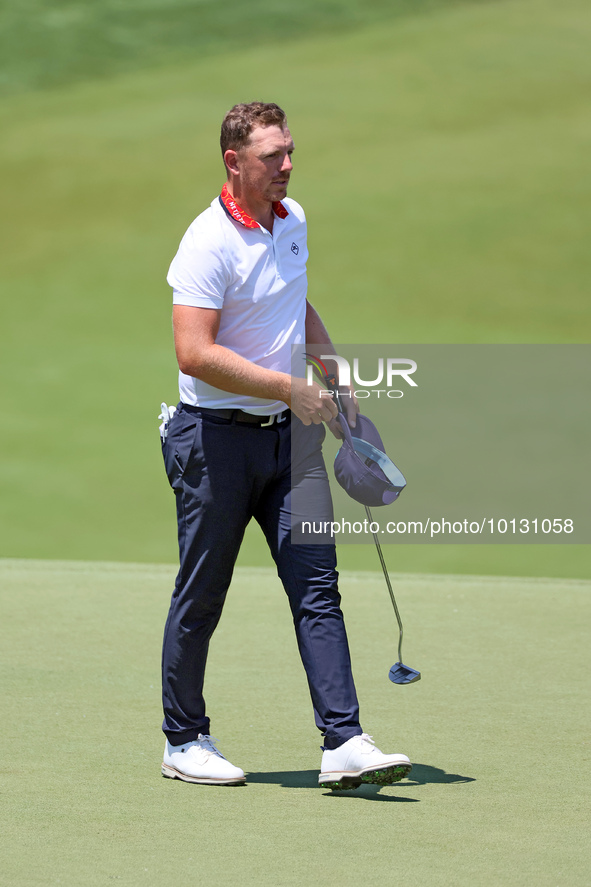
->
xmin=365 ymin=505 xmax=421 ymax=684
xmin=313 ymin=361 xmax=421 ymax=684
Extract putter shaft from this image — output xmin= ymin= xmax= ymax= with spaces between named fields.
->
xmin=365 ymin=505 xmax=404 ymax=664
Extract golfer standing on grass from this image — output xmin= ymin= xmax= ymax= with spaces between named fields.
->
xmin=160 ymin=101 xmax=412 ymax=789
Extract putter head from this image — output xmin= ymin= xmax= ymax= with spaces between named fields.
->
xmin=389 ymin=662 xmax=421 ymax=684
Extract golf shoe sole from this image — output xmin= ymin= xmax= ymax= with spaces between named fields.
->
xmin=318 ymin=761 xmax=412 ymax=791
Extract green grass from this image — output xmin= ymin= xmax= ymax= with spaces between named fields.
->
xmin=1 ymin=558 xmax=589 ymax=886
xmin=0 ymin=0 xmax=477 ymax=96
xmin=1 ymin=0 xmax=590 ymax=576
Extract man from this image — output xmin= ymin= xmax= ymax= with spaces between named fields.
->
xmin=160 ymin=101 xmax=411 ymax=789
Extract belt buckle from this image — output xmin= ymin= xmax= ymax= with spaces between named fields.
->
xmin=260 ymin=413 xmax=275 ymax=427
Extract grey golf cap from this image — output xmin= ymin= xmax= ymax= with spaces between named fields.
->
xmin=333 ymin=413 xmax=406 ymax=507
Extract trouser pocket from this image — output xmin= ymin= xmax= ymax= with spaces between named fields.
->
xmin=162 ymin=407 xmax=201 ymax=490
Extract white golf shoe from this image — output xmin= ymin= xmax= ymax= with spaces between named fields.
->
xmin=162 ymin=734 xmax=246 ymax=785
xmin=318 ymin=733 xmax=412 ymax=790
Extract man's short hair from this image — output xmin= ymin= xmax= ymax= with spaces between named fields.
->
xmin=220 ymin=102 xmax=287 ymax=162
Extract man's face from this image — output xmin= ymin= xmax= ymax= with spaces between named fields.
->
xmin=236 ymin=124 xmax=294 ymax=205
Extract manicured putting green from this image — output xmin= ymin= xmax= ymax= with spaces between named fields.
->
xmin=2 ymin=559 xmax=589 ymax=886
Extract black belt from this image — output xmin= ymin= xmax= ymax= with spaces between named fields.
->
xmin=182 ymin=404 xmax=290 ymax=427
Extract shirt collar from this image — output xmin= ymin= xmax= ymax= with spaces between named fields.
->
xmin=219 ymin=184 xmax=289 ymax=229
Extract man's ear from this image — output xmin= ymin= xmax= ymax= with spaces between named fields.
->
xmin=224 ymin=149 xmax=240 ymax=177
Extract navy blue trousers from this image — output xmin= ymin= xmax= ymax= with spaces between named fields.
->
xmin=161 ymin=403 xmax=362 ymax=750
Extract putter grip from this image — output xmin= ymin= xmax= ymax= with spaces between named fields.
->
xmin=323 ymin=373 xmax=343 ymax=414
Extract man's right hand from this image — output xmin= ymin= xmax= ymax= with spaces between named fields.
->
xmin=289 ymin=377 xmax=338 ymax=427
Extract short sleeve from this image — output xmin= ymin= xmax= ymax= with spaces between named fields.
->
xmin=167 ymin=220 xmax=231 ymax=309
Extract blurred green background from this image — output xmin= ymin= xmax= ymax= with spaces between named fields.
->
xmin=1 ymin=0 xmax=590 ymax=576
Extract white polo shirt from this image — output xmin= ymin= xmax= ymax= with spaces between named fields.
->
xmin=167 ymin=186 xmax=308 ymax=414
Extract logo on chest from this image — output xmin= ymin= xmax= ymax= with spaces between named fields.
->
xmin=291 ymin=242 xmax=300 ymax=255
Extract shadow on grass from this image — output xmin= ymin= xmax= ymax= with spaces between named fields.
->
xmin=404 ymin=764 xmax=475 ymax=786
xmin=246 ymin=769 xmax=319 ymax=788
xmin=246 ymin=763 xmax=473 ymax=798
